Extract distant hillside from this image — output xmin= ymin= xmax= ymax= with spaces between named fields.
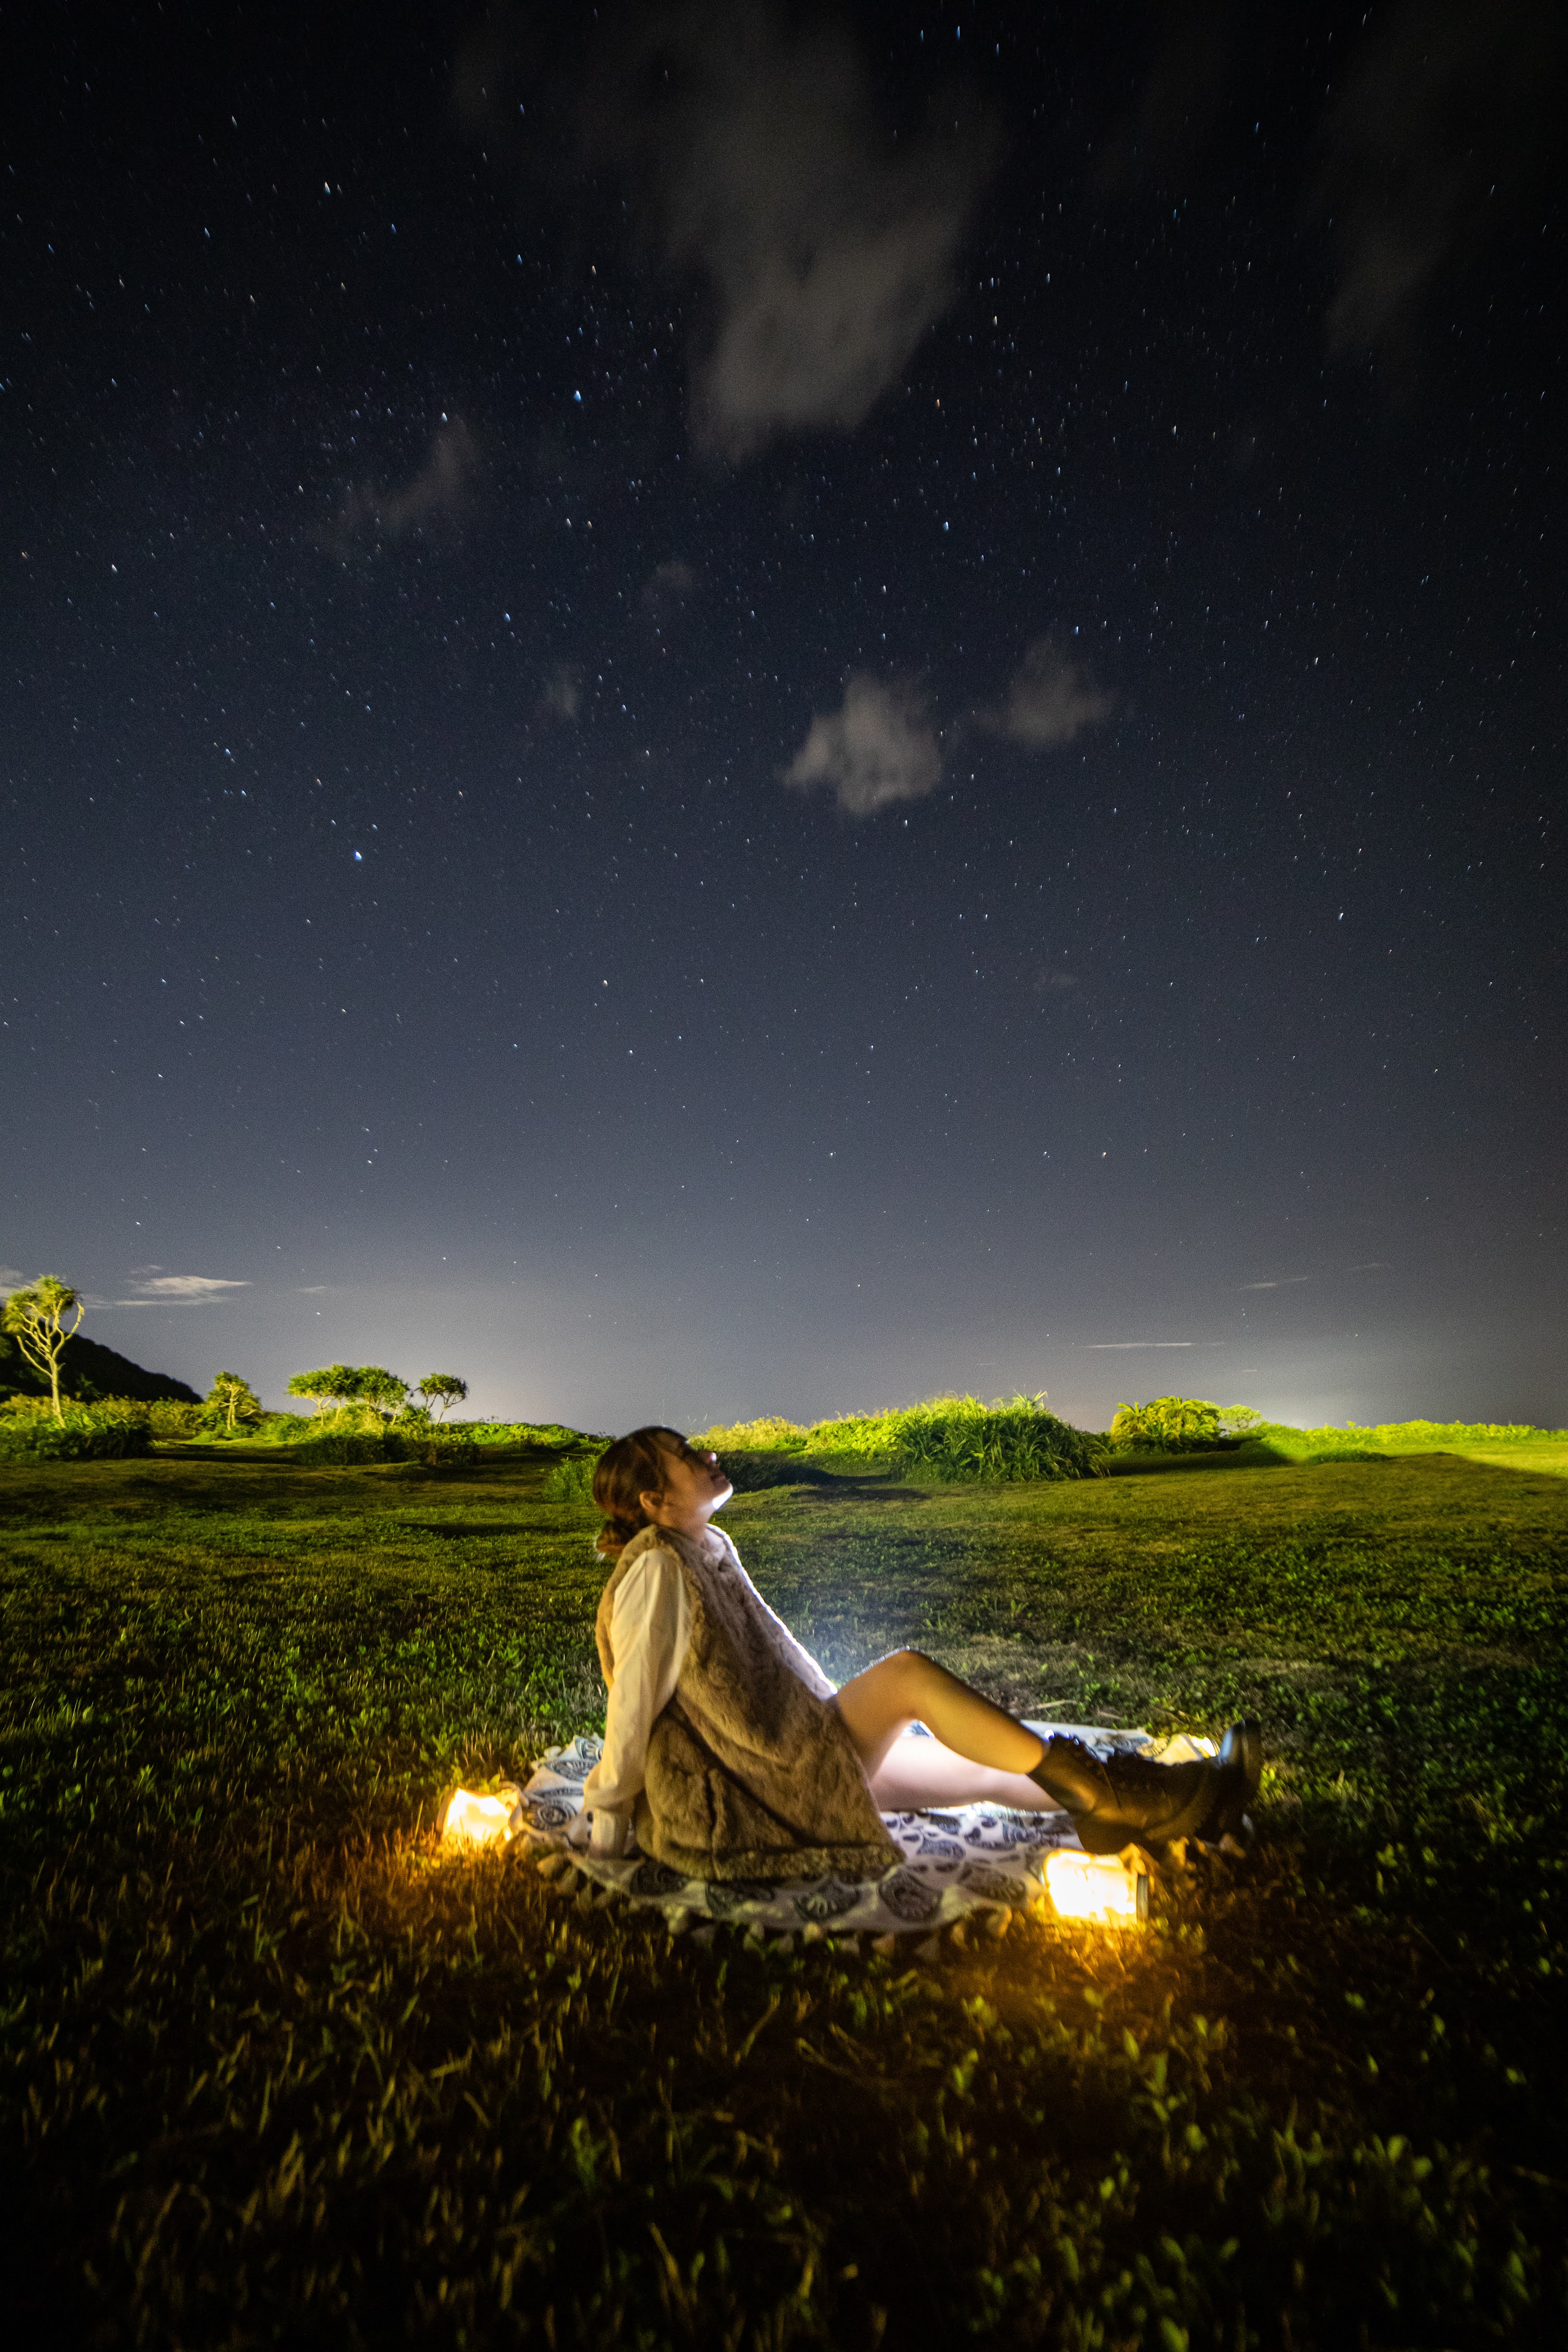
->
xmin=0 ymin=1331 xmax=201 ymax=1406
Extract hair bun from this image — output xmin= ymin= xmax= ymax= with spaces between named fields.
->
xmin=590 ymin=1426 xmax=686 ymax=1563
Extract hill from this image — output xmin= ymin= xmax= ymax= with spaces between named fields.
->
xmin=0 ymin=1329 xmax=200 ymax=1406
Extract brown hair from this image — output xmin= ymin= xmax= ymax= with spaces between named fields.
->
xmin=592 ymin=1425 xmax=684 ymax=1559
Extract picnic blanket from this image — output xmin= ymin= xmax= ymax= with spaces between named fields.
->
xmin=506 ymin=1722 xmax=1212 ymax=1940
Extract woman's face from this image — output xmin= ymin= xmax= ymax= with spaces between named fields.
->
xmin=641 ymin=1436 xmax=733 ymax=1527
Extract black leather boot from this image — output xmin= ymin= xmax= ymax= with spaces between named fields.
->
xmin=1193 ymin=1719 xmax=1263 ymax=1847
xmin=1028 ymin=1730 xmax=1256 ymax=1856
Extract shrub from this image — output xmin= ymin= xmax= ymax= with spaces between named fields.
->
xmin=407 ymin=1432 xmax=479 ymax=1471
xmin=877 ymin=1394 xmax=1105 ymax=1482
xmin=457 ymin=1421 xmax=608 ymax=1451
xmin=0 ymin=1402 xmax=153 ymax=1461
xmin=147 ymin=1399 xmax=203 ymax=1440
xmin=542 ymin=1454 xmax=600 ymax=1505
xmin=248 ymin=1413 xmax=316 ymax=1443
xmin=1110 ymin=1396 xmax=1226 ymax=1451
xmin=801 ymin=1394 xmax=1104 ymax=1482
xmin=295 ymin=1428 xmax=404 ymax=1467
xmin=689 ymin=1415 xmax=810 ymax=1453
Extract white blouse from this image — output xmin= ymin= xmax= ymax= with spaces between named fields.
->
xmin=577 ymin=1523 xmax=835 ymax=1854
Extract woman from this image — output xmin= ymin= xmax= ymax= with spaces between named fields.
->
xmin=579 ymin=1426 xmax=1261 ymax=1879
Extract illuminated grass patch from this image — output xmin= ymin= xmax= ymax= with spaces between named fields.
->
xmin=2 ymin=1447 xmax=1566 ymax=2344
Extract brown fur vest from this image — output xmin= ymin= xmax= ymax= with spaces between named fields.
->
xmin=594 ymin=1523 xmax=897 ymax=1883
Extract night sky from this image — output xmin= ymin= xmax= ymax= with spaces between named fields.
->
xmin=5 ymin=0 xmax=1565 ymax=1433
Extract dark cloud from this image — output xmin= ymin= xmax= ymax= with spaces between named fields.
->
xmin=1311 ymin=0 xmax=1567 ymax=360
xmin=784 ymin=675 xmax=941 ymax=818
xmin=588 ymin=2 xmax=1000 ymax=462
xmin=984 ymin=638 xmax=1112 ymax=749
xmin=1093 ymin=0 xmax=1239 ymax=197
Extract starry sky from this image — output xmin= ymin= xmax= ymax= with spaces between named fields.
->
xmin=4 ymin=0 xmax=1565 ymax=1433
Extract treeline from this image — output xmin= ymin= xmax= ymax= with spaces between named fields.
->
xmin=284 ymin=1365 xmax=469 ymax=1423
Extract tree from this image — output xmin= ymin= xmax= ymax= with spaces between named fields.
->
xmin=2 ymin=1277 xmax=84 ymax=1423
xmin=286 ymin=1364 xmax=362 ymax=1415
xmin=417 ymin=1373 xmax=469 ymax=1422
xmin=355 ymin=1367 xmax=409 ymax=1424
xmin=205 ymin=1371 xmax=264 ymax=1435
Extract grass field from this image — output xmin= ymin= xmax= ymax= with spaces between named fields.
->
xmin=3 ymin=1437 xmax=1567 ymax=2348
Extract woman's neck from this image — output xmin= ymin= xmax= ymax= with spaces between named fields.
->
xmin=651 ymin=1509 xmax=717 ymax=1543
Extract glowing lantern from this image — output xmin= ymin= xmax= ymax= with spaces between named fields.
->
xmin=438 ymin=1786 xmax=517 ymax=1847
xmin=1044 ymin=1848 xmax=1150 ymax=1927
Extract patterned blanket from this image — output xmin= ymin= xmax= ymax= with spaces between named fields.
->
xmin=507 ymin=1722 xmax=1207 ymax=1942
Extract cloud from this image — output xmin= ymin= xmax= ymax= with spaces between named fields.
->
xmin=1085 ymin=1341 xmax=1194 ymax=1349
xmin=984 ymin=638 xmax=1112 ymax=749
xmin=1092 ymin=0 xmax=1238 ymax=198
xmin=324 ymin=416 xmax=480 ymax=555
xmin=1310 ymin=0 xmax=1567 ymax=360
xmin=784 ymin=675 xmax=941 ymax=818
xmin=116 ymin=1274 xmax=252 ymax=1306
xmin=591 ymin=2 xmax=1000 ymax=462
xmin=1240 ymin=1277 xmax=1311 ymax=1290
xmin=641 ymin=557 xmax=698 ymax=628
xmin=0 ymin=1267 xmax=25 ymax=1294
xmin=538 ymin=664 xmax=581 ymax=722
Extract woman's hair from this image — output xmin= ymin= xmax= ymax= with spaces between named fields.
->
xmin=592 ymin=1425 xmax=684 ymax=1559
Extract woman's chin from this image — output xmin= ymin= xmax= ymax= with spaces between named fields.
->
xmin=711 ymin=1480 xmax=734 ymax=1510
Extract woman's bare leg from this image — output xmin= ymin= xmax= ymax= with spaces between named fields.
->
xmin=834 ymin=1649 xmax=1062 ymax=1813
xmin=869 ymin=1727 xmax=1063 ymax=1813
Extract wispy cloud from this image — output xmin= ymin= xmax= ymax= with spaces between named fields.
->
xmin=1085 ymin=1340 xmax=1195 ymax=1350
xmin=1309 ymin=0 xmax=1567 ymax=363
xmin=590 ymin=2 xmax=1000 ymax=462
xmin=983 ymin=637 xmax=1112 ymax=749
xmin=1240 ymin=1276 xmax=1312 ymax=1290
xmin=641 ymin=558 xmax=697 ymax=620
xmin=784 ymin=675 xmax=941 ymax=818
xmin=323 ymin=416 xmax=480 ymax=557
xmin=113 ymin=1273 xmax=252 ymax=1307
xmin=538 ymin=664 xmax=581 ymax=723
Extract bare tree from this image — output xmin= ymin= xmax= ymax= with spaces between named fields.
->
xmin=205 ymin=1371 xmax=263 ymax=1435
xmin=2 ymin=1276 xmax=84 ymax=1423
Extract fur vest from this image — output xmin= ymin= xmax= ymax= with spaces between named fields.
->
xmin=595 ymin=1523 xmax=898 ymax=1883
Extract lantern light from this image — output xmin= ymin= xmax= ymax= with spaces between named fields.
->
xmin=1044 ymin=1847 xmax=1150 ymax=1927
xmin=438 ymin=1786 xmax=518 ymax=1847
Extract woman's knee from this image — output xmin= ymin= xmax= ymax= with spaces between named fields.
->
xmin=877 ymin=1647 xmax=937 ymax=1696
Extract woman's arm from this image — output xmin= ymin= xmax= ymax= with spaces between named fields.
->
xmin=578 ymin=1548 xmax=692 ymax=1851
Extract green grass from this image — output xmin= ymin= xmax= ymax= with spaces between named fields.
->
xmin=3 ymin=1444 xmax=1567 ymax=2346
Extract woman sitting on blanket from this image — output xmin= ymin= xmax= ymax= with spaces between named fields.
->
xmin=578 ymin=1426 xmax=1262 ymax=1880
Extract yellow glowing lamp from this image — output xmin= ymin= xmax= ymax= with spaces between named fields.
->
xmin=1045 ymin=1848 xmax=1150 ymax=1927
xmin=438 ymin=1786 xmax=517 ymax=1848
